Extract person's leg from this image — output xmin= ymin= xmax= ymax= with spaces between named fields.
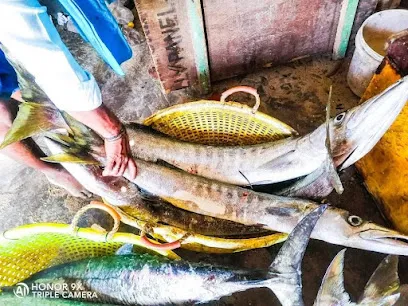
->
xmin=0 ymin=97 xmax=91 ymax=198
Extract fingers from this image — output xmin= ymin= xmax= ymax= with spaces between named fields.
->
xmin=127 ymin=158 xmax=138 ymax=180
xmin=117 ymin=156 xmax=129 ymax=176
xmin=102 ymin=157 xmax=116 ymax=176
xmin=103 ymin=135 xmax=137 ymax=178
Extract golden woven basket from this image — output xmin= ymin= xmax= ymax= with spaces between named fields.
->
xmin=144 ymin=86 xmax=297 ymax=145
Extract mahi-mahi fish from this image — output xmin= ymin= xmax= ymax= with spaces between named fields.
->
xmin=1 ymin=206 xmax=327 ymax=306
xmin=2 ymin=77 xmax=408 ymax=190
xmin=314 ymin=249 xmax=400 ymax=306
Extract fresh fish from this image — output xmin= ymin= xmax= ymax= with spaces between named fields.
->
xmin=39 ymin=148 xmax=267 ymax=238
xmin=2 ymin=77 xmax=408 ymax=189
xmin=41 ymin=123 xmax=408 ymax=256
xmin=108 ymin=76 xmax=408 ymax=186
xmin=3 ymin=206 xmax=327 ymax=306
xmin=44 ymin=138 xmax=408 ymax=257
xmin=0 ymin=292 xmax=115 ymax=305
xmin=314 ymin=249 xmax=400 ymax=306
xmin=39 ymin=154 xmax=286 ymax=254
xmin=120 ymin=158 xmax=408 ymax=256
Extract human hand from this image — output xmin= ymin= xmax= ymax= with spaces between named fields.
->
xmin=102 ymin=128 xmax=137 ymax=180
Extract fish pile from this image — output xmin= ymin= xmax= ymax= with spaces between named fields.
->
xmin=1 ymin=77 xmax=408 ymax=305
xmin=0 ymin=207 xmax=405 ymax=305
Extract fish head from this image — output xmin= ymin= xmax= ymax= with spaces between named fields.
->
xmin=329 ymin=76 xmax=408 ymax=170
xmin=321 ymin=208 xmax=408 ymax=255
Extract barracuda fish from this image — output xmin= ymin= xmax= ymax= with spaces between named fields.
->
xmin=2 ymin=206 xmax=326 ymax=306
xmin=44 ymin=133 xmax=408 ymax=256
xmin=39 ymin=152 xmax=269 ymax=239
xmin=121 ymin=77 xmax=408 ymax=187
xmin=314 ymin=249 xmax=400 ymax=306
xmin=2 ymin=78 xmax=408 ymax=191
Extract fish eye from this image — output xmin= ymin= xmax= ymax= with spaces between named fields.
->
xmin=348 ymin=215 xmax=363 ymax=227
xmin=334 ymin=112 xmax=346 ymax=125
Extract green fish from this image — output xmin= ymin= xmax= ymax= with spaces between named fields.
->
xmin=2 ymin=206 xmax=327 ymax=306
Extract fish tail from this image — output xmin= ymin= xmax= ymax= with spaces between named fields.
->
xmin=263 ymin=205 xmax=327 ymax=306
xmin=358 ymin=255 xmax=400 ymax=306
xmin=315 ymin=251 xmax=400 ymax=306
xmin=0 ymin=101 xmax=103 ymax=165
xmin=314 ymin=249 xmax=352 ymax=306
xmin=0 ymin=102 xmax=70 ymax=149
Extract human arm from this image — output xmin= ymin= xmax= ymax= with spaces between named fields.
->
xmin=0 ymin=0 xmax=136 ymax=178
xmin=68 ymin=106 xmax=137 ymax=179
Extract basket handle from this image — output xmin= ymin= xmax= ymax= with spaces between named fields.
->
xmin=220 ymin=86 xmax=260 ymax=114
xmin=70 ymin=201 xmax=121 ymax=241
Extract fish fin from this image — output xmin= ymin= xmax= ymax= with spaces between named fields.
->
xmin=239 ymin=170 xmax=253 ymax=189
xmin=0 ymin=102 xmax=70 ymax=149
xmin=314 ymin=249 xmax=352 ymax=306
xmin=115 ymin=243 xmax=134 ymax=255
xmin=61 ymin=112 xmax=105 ymax=149
xmin=271 ymin=90 xmax=344 ymax=199
xmin=267 ymin=205 xmax=328 ymax=306
xmin=275 ymin=165 xmax=333 ymax=200
xmin=137 ymin=187 xmax=162 ymax=202
xmin=358 ymin=255 xmax=400 ymax=306
xmin=41 ymin=135 xmax=100 ymax=165
xmin=325 ymin=86 xmax=344 ymax=195
xmin=41 ymin=153 xmax=100 ymax=165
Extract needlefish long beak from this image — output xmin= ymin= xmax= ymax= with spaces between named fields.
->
xmin=335 ymin=75 xmax=408 ymax=170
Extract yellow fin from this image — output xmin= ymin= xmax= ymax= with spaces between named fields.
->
xmin=41 ymin=153 xmax=99 ymax=165
xmin=0 ymin=102 xmax=70 ymax=149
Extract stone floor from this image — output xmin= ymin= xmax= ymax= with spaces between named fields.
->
xmin=0 ymin=29 xmax=407 ymax=305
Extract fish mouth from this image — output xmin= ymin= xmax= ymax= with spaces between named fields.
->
xmin=358 ymin=227 xmax=408 ymax=248
xmin=339 ymin=77 xmax=408 ymax=170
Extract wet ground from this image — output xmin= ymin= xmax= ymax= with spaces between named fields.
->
xmin=0 ymin=27 xmax=407 ymax=305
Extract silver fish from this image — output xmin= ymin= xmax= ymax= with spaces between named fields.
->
xmin=314 ymin=249 xmax=400 ymax=306
xmin=45 ymin=136 xmax=408 ymax=256
xmin=2 ymin=206 xmax=327 ymax=306
xmin=3 ymin=78 xmax=408 ymax=190
xmin=123 ymin=76 xmax=408 ymax=186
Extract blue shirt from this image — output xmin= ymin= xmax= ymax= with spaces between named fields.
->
xmin=0 ymin=48 xmax=18 ymax=98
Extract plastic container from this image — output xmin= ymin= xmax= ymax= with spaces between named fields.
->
xmin=347 ymin=9 xmax=408 ymax=97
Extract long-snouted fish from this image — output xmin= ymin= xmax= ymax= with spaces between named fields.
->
xmin=2 ymin=78 xmax=408 ymax=189
xmin=314 ymin=249 xmax=400 ymax=306
xmin=43 ymin=132 xmax=408 ymax=256
xmin=3 ymin=206 xmax=327 ymax=306
xmin=118 ymin=77 xmax=408 ymax=187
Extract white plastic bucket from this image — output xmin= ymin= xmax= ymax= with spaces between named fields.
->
xmin=347 ymin=9 xmax=408 ymax=97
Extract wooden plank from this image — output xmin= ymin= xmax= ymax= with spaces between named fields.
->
xmin=186 ymin=0 xmax=211 ymax=93
xmin=332 ymin=0 xmax=360 ymax=59
xmin=135 ymin=0 xmax=210 ymax=93
xmin=202 ymin=0 xmax=343 ymax=81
